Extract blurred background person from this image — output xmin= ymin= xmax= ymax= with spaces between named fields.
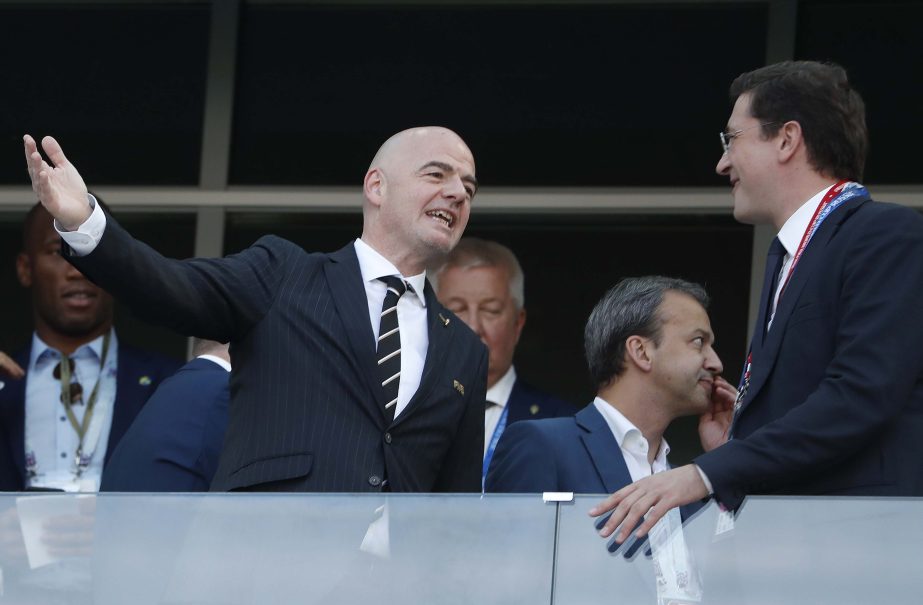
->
xmin=0 ymin=202 xmax=180 ymax=492
xmin=433 ymin=237 xmax=577 ymax=485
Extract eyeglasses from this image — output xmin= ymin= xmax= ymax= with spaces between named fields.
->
xmin=719 ymin=122 xmax=779 ymax=154
xmin=53 ymin=358 xmax=84 ymax=405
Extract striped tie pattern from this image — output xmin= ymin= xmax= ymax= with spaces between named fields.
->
xmin=377 ymin=276 xmax=408 ymax=422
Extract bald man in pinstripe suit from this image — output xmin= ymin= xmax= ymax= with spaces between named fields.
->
xmin=24 ymin=127 xmax=487 ymax=493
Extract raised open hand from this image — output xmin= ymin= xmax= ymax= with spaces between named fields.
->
xmin=23 ymin=135 xmax=92 ymax=230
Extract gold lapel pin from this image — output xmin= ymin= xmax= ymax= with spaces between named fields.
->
xmin=453 ymin=380 xmax=465 ymax=395
xmin=439 ymin=313 xmax=450 ymax=327
xmin=530 ymin=404 xmax=540 ymax=415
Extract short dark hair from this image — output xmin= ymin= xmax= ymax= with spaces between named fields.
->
xmin=730 ymin=60 xmax=867 ymax=182
xmin=585 ymin=276 xmax=709 ymax=388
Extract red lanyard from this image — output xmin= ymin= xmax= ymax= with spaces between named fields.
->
xmin=777 ymin=180 xmax=850 ymax=301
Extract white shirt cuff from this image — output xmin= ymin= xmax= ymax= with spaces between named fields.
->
xmin=55 ymin=194 xmax=107 ymax=256
xmin=694 ymin=464 xmax=714 ymax=495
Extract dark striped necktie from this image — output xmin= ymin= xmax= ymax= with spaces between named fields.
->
xmin=377 ymin=276 xmax=408 ymax=422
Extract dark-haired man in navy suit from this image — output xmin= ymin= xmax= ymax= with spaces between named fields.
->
xmin=0 ymin=203 xmax=180 ymax=492
xmin=594 ymin=61 xmax=923 ymax=546
xmin=433 ymin=237 xmax=576 ymax=485
xmin=24 ymin=126 xmax=487 ymax=493
xmin=486 ymin=276 xmax=734 ymax=495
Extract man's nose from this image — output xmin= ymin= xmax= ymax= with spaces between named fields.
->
xmin=706 ymin=346 xmax=723 ymax=375
xmin=443 ymin=175 xmax=467 ymax=201
xmin=716 ymin=152 xmax=731 ymax=176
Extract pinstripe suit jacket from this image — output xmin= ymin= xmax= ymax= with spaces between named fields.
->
xmin=68 ymin=216 xmax=488 ymax=493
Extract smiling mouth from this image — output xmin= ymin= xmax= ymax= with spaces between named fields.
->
xmin=426 ymin=209 xmax=454 ymax=228
xmin=62 ymin=290 xmax=98 ymax=303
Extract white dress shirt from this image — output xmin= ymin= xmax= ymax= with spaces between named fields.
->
xmin=768 ymin=184 xmax=833 ymax=327
xmin=592 ymin=396 xmax=670 ymax=480
xmin=354 ymin=238 xmax=428 ymax=419
xmin=484 ymin=365 xmax=517 ymax=458
xmin=25 ymin=329 xmax=119 ymax=492
xmin=198 ymin=354 xmax=232 ymax=373
xmin=593 ymin=396 xmax=702 ymax=603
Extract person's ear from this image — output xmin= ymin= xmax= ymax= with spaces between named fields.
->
xmin=777 ymin=120 xmax=803 ymax=164
xmin=16 ymin=252 xmax=32 ymax=288
xmin=625 ymin=335 xmax=653 ymax=372
xmin=364 ymin=168 xmax=385 ymax=208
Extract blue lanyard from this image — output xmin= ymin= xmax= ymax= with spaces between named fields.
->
xmin=482 ymin=403 xmax=510 ymax=490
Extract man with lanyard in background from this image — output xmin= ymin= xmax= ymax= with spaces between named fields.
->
xmin=0 ymin=202 xmax=180 ymax=492
xmin=432 ymin=237 xmax=576 ymax=488
xmin=592 ymin=60 xmax=923 ymax=545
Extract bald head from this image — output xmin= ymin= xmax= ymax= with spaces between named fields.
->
xmin=361 ymin=127 xmax=477 ymax=276
xmin=369 ymin=127 xmax=473 ymax=174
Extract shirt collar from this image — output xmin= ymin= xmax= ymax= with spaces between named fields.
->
xmin=592 ymin=396 xmax=670 ymax=462
xmin=354 ymin=238 xmax=427 ymax=308
xmin=29 ymin=329 xmax=112 ymax=370
xmin=486 ymin=365 xmax=517 ymax=408
xmin=197 ymin=354 xmax=231 ymax=372
xmin=776 ymin=184 xmax=835 ymax=257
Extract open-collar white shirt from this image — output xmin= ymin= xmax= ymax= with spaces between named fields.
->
xmin=592 ymin=396 xmax=670 ymax=480
xmin=25 ymin=329 xmax=119 ymax=492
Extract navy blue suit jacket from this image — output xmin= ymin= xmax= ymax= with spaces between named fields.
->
xmin=486 ymin=404 xmax=632 ymax=494
xmin=68 ymin=217 xmax=487 ymax=493
xmin=101 ymin=357 xmax=230 ymax=492
xmin=0 ymin=340 xmax=181 ymax=490
xmin=696 ymin=196 xmax=923 ymax=509
xmin=505 ymin=377 xmax=577 ymax=425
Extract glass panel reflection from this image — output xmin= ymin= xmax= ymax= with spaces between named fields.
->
xmin=558 ymin=495 xmax=923 ymax=604
xmin=0 ymin=493 xmax=555 ymax=604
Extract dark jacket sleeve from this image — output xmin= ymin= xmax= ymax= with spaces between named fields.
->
xmin=67 ymin=213 xmax=288 ymax=343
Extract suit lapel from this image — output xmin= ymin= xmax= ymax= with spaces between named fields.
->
xmin=506 ymin=379 xmax=527 ymax=424
xmin=394 ymin=280 xmax=455 ymax=424
xmin=576 ymin=405 xmax=632 ymax=493
xmin=740 ymin=197 xmax=869 ymax=413
xmin=325 ymin=244 xmax=388 ymax=421
xmin=107 ymin=347 xmax=149 ymax=464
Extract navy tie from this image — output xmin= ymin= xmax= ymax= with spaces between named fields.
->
xmin=759 ymin=237 xmax=787 ymax=342
xmin=377 ymin=276 xmax=407 ymax=422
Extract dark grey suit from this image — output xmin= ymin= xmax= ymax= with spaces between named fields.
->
xmin=68 ymin=216 xmax=487 ymax=493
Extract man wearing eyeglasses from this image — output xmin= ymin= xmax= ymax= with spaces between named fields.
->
xmin=0 ymin=203 xmax=181 ymax=492
xmin=593 ymin=60 xmax=923 ymax=545
xmin=22 ymin=126 xmax=487 ymax=494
